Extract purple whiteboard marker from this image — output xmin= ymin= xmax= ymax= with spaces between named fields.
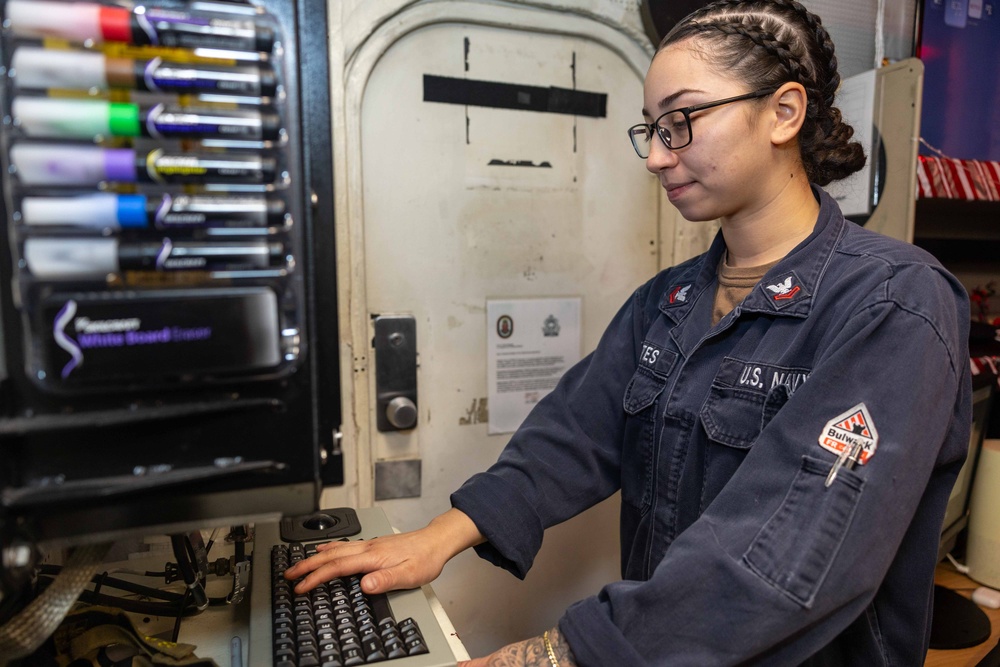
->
xmin=10 ymin=144 xmax=136 ymax=186
xmin=11 ymin=145 xmax=275 ymax=185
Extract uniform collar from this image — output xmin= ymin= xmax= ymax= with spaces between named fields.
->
xmin=741 ymin=186 xmax=844 ymax=318
xmin=658 ymin=186 xmax=845 ymax=324
xmin=658 ymin=230 xmax=727 ymax=322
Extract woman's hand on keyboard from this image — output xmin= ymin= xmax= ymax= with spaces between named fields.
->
xmin=284 ymin=507 xmax=484 ymax=595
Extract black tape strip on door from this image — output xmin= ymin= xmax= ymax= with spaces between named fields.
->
xmin=423 ymin=74 xmax=607 ymax=118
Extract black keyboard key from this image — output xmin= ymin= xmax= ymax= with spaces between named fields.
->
xmin=405 ymin=636 xmax=429 ymax=656
xmin=320 ymin=651 xmax=343 ymax=667
xmin=362 ymin=635 xmax=386 ymax=662
xmin=342 ymin=646 xmax=364 ymax=666
xmin=369 ymin=593 xmax=394 ymax=626
xmin=386 ymin=644 xmax=407 ymax=660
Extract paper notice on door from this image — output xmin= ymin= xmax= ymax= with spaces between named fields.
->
xmin=487 ymin=297 xmax=581 ymax=435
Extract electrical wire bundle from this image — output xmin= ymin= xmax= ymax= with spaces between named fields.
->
xmin=2 ymin=525 xmax=251 ymax=663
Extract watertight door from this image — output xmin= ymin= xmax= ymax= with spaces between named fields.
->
xmin=358 ymin=16 xmax=659 ymax=655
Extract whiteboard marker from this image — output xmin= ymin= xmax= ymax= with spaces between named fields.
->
xmin=13 ymin=98 xmax=281 ymax=141
xmin=13 ymin=47 xmax=277 ymax=97
xmin=22 ymin=194 xmax=286 ymax=229
xmin=6 ymin=1 xmax=275 ymax=53
xmin=11 ymin=144 xmax=275 ymax=186
xmin=24 ymin=238 xmax=283 ymax=279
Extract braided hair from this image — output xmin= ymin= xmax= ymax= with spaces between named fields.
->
xmin=659 ymin=0 xmax=865 ymax=186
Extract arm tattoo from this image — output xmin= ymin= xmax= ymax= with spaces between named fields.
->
xmin=482 ymin=627 xmax=577 ymax=667
xmin=547 ymin=627 xmax=576 ymax=666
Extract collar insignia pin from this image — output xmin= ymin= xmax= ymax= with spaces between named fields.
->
xmin=766 ymin=276 xmax=801 ymax=301
xmin=669 ymin=284 xmax=691 ymax=304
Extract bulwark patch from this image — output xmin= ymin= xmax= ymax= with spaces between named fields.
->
xmin=818 ymin=403 xmax=879 ymax=465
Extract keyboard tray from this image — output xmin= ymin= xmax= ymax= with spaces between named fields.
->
xmin=248 ymin=507 xmax=458 ymax=667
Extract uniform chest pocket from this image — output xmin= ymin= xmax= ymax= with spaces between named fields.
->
xmin=700 ymin=386 xmax=769 ymax=449
xmin=620 ymin=348 xmax=676 ymax=513
xmin=624 ymin=366 xmax=667 ymax=417
xmin=700 ymin=358 xmax=808 ymax=449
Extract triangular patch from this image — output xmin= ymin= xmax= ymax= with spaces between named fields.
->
xmin=818 ymin=403 xmax=879 ymax=465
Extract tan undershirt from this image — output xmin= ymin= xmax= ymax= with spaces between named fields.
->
xmin=712 ymin=254 xmax=781 ymax=325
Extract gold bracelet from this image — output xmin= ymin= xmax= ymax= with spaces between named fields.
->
xmin=543 ymin=630 xmax=560 ymax=667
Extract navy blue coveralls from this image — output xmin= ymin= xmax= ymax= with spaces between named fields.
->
xmin=451 ymin=188 xmax=972 ymax=666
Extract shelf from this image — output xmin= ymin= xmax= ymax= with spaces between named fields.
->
xmin=915 ymin=199 xmax=1000 ymax=241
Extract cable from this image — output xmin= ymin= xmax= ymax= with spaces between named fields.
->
xmin=205 ymin=528 xmax=220 ymax=556
xmin=170 ymin=534 xmax=209 ymax=613
xmin=0 ymin=542 xmax=110 ymax=664
xmin=99 ymin=567 xmax=170 ymax=578
xmin=21 ymin=526 xmax=248 ymax=632
xmin=171 ymin=588 xmax=192 ymax=643
xmin=33 ymin=576 xmax=231 ymax=617
xmin=54 ymin=569 xmax=183 ymax=602
xmin=38 ymin=565 xmax=185 ymax=602
xmin=946 ymin=552 xmax=971 ymax=574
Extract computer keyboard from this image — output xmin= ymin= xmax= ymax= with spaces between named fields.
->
xmin=249 ymin=507 xmax=458 ymax=667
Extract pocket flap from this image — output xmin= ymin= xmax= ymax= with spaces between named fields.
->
xmin=624 ymin=367 xmax=667 ymax=415
xmin=700 ymin=385 xmax=765 ymax=449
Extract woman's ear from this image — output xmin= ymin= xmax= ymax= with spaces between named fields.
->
xmin=770 ymin=82 xmax=807 ymax=147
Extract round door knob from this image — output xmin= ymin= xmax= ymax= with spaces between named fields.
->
xmin=386 ymin=396 xmax=417 ymax=429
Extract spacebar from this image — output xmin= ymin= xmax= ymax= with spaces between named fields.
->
xmin=368 ymin=591 xmax=395 ymax=625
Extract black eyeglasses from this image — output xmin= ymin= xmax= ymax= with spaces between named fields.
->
xmin=627 ymin=88 xmax=778 ymax=158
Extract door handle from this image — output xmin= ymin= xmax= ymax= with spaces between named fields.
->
xmin=373 ymin=315 xmax=417 ymax=431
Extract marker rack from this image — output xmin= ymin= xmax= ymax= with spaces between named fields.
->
xmin=0 ymin=0 xmax=307 ymax=394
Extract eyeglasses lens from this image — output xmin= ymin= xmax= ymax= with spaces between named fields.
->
xmin=629 ymin=112 xmax=691 ymax=158
xmin=660 ymin=111 xmax=690 ymax=150
xmin=629 ymin=126 xmax=652 ymax=158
